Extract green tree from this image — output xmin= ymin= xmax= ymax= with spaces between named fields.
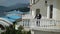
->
xmin=1 ymin=22 xmax=31 ymax=34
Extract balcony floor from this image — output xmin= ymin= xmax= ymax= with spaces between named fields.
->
xmin=30 ymin=26 xmax=60 ymax=32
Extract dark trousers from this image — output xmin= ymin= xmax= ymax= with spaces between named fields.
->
xmin=36 ymin=19 xmax=40 ymax=26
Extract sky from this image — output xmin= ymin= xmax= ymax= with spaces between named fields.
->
xmin=0 ymin=0 xmax=30 ymax=7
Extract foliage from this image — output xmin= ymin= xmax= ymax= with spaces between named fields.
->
xmin=1 ymin=25 xmax=31 ymax=34
xmin=1 ymin=25 xmax=15 ymax=34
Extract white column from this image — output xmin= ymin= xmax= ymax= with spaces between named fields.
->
xmin=47 ymin=4 xmax=50 ymax=18
xmin=32 ymin=0 xmax=34 ymax=4
xmin=53 ymin=0 xmax=57 ymax=19
xmin=30 ymin=0 xmax=33 ymax=5
xmin=32 ymin=10 xmax=35 ymax=18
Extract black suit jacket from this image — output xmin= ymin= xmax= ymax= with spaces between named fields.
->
xmin=35 ymin=14 xmax=41 ymax=19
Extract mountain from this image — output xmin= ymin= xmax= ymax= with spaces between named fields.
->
xmin=0 ymin=6 xmax=8 ymax=16
xmin=8 ymin=3 xmax=29 ymax=11
xmin=0 ymin=6 xmax=7 ymax=9
xmin=0 ymin=6 xmax=8 ymax=11
xmin=0 ymin=3 xmax=30 ymax=12
xmin=0 ymin=3 xmax=29 ymax=16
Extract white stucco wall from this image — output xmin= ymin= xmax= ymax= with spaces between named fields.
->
xmin=34 ymin=30 xmax=60 ymax=34
xmin=53 ymin=0 xmax=60 ymax=20
xmin=30 ymin=0 xmax=47 ymax=18
xmin=55 ymin=0 xmax=60 ymax=20
xmin=30 ymin=0 xmax=60 ymax=20
xmin=46 ymin=0 xmax=60 ymax=20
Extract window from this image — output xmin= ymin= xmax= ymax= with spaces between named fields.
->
xmin=45 ymin=0 xmax=47 ymax=6
xmin=50 ymin=5 xmax=53 ymax=18
xmin=36 ymin=9 xmax=40 ymax=14
xmin=33 ymin=0 xmax=35 ymax=4
xmin=45 ymin=1 xmax=47 ymax=4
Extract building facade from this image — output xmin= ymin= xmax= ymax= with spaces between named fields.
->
xmin=30 ymin=0 xmax=60 ymax=20
xmin=0 ymin=0 xmax=60 ymax=34
xmin=16 ymin=0 xmax=60 ymax=34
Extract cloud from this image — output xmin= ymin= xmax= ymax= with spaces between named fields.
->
xmin=0 ymin=0 xmax=29 ymax=7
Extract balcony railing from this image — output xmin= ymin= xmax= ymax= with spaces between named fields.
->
xmin=22 ymin=14 xmax=33 ymax=19
xmin=18 ymin=19 xmax=60 ymax=29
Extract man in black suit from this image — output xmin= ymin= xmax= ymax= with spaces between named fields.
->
xmin=35 ymin=13 xmax=42 ymax=26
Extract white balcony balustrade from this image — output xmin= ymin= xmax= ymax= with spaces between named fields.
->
xmin=18 ymin=19 xmax=60 ymax=30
